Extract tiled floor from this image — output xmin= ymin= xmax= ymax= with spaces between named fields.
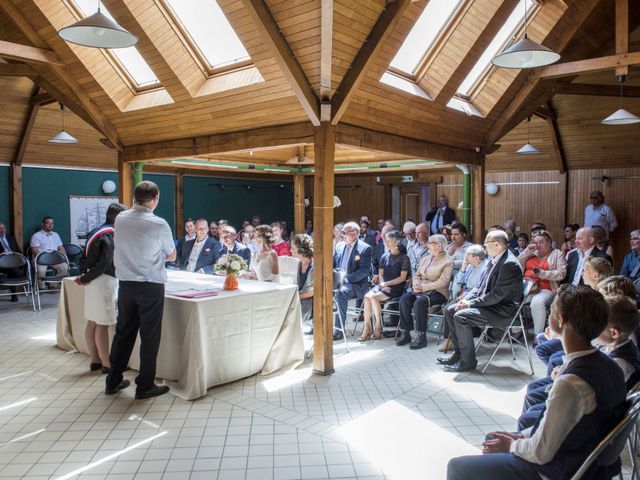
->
xmin=0 ymin=293 xmax=590 ymax=480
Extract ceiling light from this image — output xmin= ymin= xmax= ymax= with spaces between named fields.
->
xmin=58 ymin=2 xmax=138 ymax=49
xmin=49 ymin=104 xmax=78 ymax=144
xmin=491 ymin=1 xmax=559 ymax=69
xmin=516 ymin=116 xmax=540 ymax=155
xmin=602 ymin=76 xmax=640 ymax=125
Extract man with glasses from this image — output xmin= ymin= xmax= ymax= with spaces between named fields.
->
xmin=620 ymin=230 xmax=640 ymax=281
xmin=438 ymin=230 xmax=523 ymax=372
xmin=333 ymin=221 xmax=373 ymax=341
xmin=584 ymin=190 xmax=617 ymax=233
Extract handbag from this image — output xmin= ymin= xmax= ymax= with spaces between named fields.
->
xmin=427 ymin=312 xmax=445 ymax=335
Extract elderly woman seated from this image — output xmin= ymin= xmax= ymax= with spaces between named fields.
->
xmin=450 ymin=244 xmax=489 ymax=300
xmin=397 ymin=234 xmax=453 ymax=349
xmin=292 ymin=234 xmax=314 ymax=331
xmin=517 ymin=230 xmax=567 ymax=334
xmin=359 ymin=230 xmax=410 ymax=341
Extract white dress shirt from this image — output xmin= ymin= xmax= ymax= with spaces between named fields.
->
xmin=584 ymin=203 xmax=618 ymax=232
xmin=186 ymin=238 xmax=206 ymax=272
xmin=572 ymin=246 xmax=595 ymax=285
xmin=511 ymin=349 xmax=598 ymax=465
xmin=30 ymin=230 xmax=63 ymax=251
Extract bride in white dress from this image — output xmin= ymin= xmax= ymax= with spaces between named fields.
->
xmin=249 ymin=224 xmax=280 ymax=282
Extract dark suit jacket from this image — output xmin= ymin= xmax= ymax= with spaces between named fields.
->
xmin=333 ymin=239 xmax=372 ymax=298
xmin=179 ymin=237 xmax=221 ymax=274
xmin=175 ymin=236 xmax=193 ymax=266
xmin=425 ymin=206 xmax=456 ymax=226
xmin=467 ymin=250 xmax=523 ymax=326
xmin=219 ymin=241 xmax=251 ymax=265
xmin=359 ymin=230 xmax=377 ymax=249
xmin=0 ymin=235 xmax=21 ymax=255
xmin=564 ymin=247 xmax=612 ymax=286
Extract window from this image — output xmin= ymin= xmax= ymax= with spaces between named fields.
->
xmin=390 ymin=0 xmax=463 ymax=75
xmin=165 ymin=0 xmax=250 ymax=71
xmin=72 ymin=0 xmax=160 ymax=89
xmin=457 ymin=0 xmax=534 ymax=97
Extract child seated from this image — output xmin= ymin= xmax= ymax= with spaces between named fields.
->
xmin=447 ymin=285 xmax=627 ymax=480
xmin=581 ymin=256 xmax=613 ymax=289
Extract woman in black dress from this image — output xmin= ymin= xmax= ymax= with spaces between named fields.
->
xmin=359 ymin=230 xmax=410 ymax=341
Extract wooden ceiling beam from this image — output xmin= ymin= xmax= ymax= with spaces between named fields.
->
xmin=330 ymin=0 xmax=412 ymax=125
xmin=29 ymin=92 xmax=56 ymax=106
xmin=615 ymin=0 xmax=629 ymax=76
xmin=546 ymin=100 xmax=568 ymax=174
xmin=240 ymin=0 xmax=320 ymax=126
xmin=536 ymin=51 xmax=640 ymax=79
xmin=335 ymin=123 xmax=481 ymax=165
xmin=13 ymin=85 xmax=41 ymax=167
xmin=121 ymin=122 xmax=316 ymax=163
xmin=320 ymin=0 xmax=333 ymax=120
xmin=0 ymin=63 xmax=37 ymax=77
xmin=556 ymin=82 xmax=640 ymax=97
xmin=0 ymin=39 xmax=64 ymax=66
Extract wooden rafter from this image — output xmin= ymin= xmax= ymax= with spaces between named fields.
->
xmin=320 ymin=0 xmax=333 ymax=120
xmin=0 ymin=63 xmax=37 ymax=77
xmin=0 ymin=39 xmax=64 ymax=66
xmin=556 ymin=83 xmax=640 ymax=97
xmin=29 ymin=92 xmax=56 ymax=106
xmin=13 ymin=85 xmax=41 ymax=167
xmin=330 ymin=0 xmax=412 ymax=125
xmin=615 ymin=0 xmax=629 ymax=76
xmin=536 ymin=51 xmax=640 ymax=79
xmin=546 ymin=100 xmax=568 ymax=174
xmin=240 ymin=0 xmax=320 ymax=126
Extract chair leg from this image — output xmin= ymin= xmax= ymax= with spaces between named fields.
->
xmin=475 ymin=327 xmax=489 ymax=353
xmin=333 ymin=297 xmax=350 ymax=353
xmin=520 ymin=315 xmax=535 ymax=375
xmin=481 ymin=328 xmax=511 ymax=374
xmin=507 ymin=331 xmax=516 ymax=360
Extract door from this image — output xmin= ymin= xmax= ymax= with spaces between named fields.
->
xmin=400 ymin=186 xmax=422 ymax=224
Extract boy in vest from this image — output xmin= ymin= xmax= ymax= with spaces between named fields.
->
xmin=448 ymin=284 xmax=627 ymax=480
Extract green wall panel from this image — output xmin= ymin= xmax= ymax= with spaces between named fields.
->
xmin=182 ymin=176 xmax=293 ymax=232
xmin=0 ymin=166 xmax=9 ymax=232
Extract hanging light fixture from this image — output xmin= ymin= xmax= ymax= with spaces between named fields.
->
xmin=516 ymin=116 xmax=540 ymax=155
xmin=58 ymin=1 xmax=138 ymax=49
xmin=492 ymin=0 xmax=560 ymax=69
xmin=49 ymin=104 xmax=79 ymax=144
xmin=602 ymin=76 xmax=640 ymax=125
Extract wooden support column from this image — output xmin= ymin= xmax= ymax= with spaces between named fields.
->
xmin=615 ymin=0 xmax=629 ymax=76
xmin=118 ymin=155 xmax=133 ymax=206
xmin=471 ymin=162 xmax=485 ymax=244
xmin=312 ymin=122 xmax=335 ymax=375
xmin=174 ymin=173 xmax=184 ymax=235
xmin=10 ymin=165 xmax=23 ymax=248
xmin=293 ymin=174 xmax=306 ymax=235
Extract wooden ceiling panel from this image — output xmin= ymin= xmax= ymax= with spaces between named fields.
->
xmin=0 ymin=76 xmax=34 ymax=162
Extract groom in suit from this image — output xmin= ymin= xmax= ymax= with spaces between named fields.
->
xmin=439 ymin=230 xmax=523 ymax=372
xmin=333 ymin=221 xmax=372 ymax=341
xmin=178 ymin=219 xmax=221 ymax=274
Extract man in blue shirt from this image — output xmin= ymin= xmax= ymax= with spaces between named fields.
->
xmin=620 ymin=229 xmax=640 ymax=281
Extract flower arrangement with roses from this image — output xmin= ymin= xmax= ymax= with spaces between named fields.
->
xmin=215 ymin=254 xmax=248 ymax=276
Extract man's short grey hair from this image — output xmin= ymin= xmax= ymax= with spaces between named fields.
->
xmin=223 ymin=225 xmax=237 ymax=235
xmin=465 ymin=244 xmax=486 ymax=261
xmin=631 ymin=229 xmax=640 ymax=238
xmin=343 ymin=221 xmax=359 ymax=232
xmin=403 ymin=221 xmax=417 ymax=234
xmin=486 ymin=230 xmax=509 ymax=246
xmin=429 ymin=234 xmax=448 ymax=250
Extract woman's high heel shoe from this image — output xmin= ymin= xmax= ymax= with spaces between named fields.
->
xmin=358 ymin=331 xmax=372 ymax=342
xmin=372 ymin=330 xmax=383 ymax=340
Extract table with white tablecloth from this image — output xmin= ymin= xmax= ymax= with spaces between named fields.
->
xmin=56 ymin=270 xmax=304 ymax=400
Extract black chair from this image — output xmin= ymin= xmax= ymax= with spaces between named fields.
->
xmin=0 ymin=253 xmax=36 ymax=311
xmin=34 ymin=250 xmax=70 ymax=310
xmin=63 ymin=243 xmax=83 ymax=276
xmin=570 ymin=392 xmax=640 ymax=480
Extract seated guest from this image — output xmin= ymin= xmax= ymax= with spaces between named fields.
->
xmin=30 ymin=216 xmax=69 ymax=289
xmin=208 ymin=221 xmax=219 ymax=240
xmin=620 ymin=229 xmax=640 ymax=281
xmin=75 ymin=203 xmax=126 ymax=374
xmin=359 ymin=219 xmax=377 ymax=248
xmin=448 ymin=285 xmax=627 ymax=480
xmin=598 ymin=276 xmax=640 ymax=342
xmin=560 ymin=223 xmax=579 ymax=258
xmin=333 ymin=222 xmax=372 ymax=341
xmin=0 ymin=222 xmax=24 ymax=302
xmin=529 ymin=222 xmax=546 ymax=235
xmin=372 ymin=224 xmax=394 ymax=281
xmin=438 ymin=225 xmax=452 ymax=244
xmin=397 ymin=234 xmax=453 ymax=350
xmin=271 ymin=221 xmax=291 ymax=256
xmin=333 ymin=223 xmax=344 ymax=250
xmin=407 ymin=223 xmax=430 ymax=277
xmin=218 ymin=218 xmax=229 ymax=229
xmin=515 ymin=233 xmax=529 ymax=255
xmin=581 ymin=256 xmax=613 ymax=289
xmin=252 ymin=215 xmax=262 ymax=227
xmin=219 ymin=225 xmax=251 ymax=264
xmin=438 ymin=230 xmax=523 ymax=372
xmin=564 ymin=227 xmax=612 ymax=286
xmin=503 ymin=219 xmax=518 ymax=251
xmin=248 ymin=225 xmax=279 ymax=282
xmin=450 ymin=245 xmax=489 ymax=302
xmin=447 ymin=222 xmax=471 ymax=275
xmin=592 ymin=225 xmax=614 ymax=259
xmin=360 ymin=230 xmax=409 ymax=341
xmin=304 ymin=219 xmax=313 ymax=236
xmin=176 ymin=218 xmax=195 ymax=265
xmin=179 ymin=219 xmax=220 ymax=274
xmin=518 ymin=230 xmax=567 ymax=334
xmin=292 ymin=234 xmax=313 ymax=328
xmin=401 ymin=221 xmax=416 ymax=249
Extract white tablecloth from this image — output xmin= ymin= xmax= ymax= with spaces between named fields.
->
xmin=56 ymin=270 xmax=304 ymax=400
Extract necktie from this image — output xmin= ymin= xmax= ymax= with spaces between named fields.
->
xmin=476 ymin=261 xmax=496 ymax=295
xmin=340 ymin=245 xmax=352 ymax=271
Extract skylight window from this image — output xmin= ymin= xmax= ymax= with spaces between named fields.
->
xmin=457 ymin=0 xmax=533 ymax=96
xmin=165 ymin=0 xmax=250 ymax=69
xmin=73 ymin=0 xmax=160 ymax=88
xmin=390 ymin=0 xmax=463 ymax=74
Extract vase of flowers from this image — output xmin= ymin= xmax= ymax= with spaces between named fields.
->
xmin=215 ymin=254 xmax=248 ymax=291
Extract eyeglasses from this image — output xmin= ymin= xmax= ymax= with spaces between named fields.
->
xmin=483 ymin=241 xmax=497 ymax=246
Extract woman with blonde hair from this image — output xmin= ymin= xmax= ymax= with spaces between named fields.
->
xmin=248 ymin=225 xmax=279 ymax=282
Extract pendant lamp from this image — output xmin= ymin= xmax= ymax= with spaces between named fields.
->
xmin=602 ymin=76 xmax=640 ymax=125
xmin=516 ymin=116 xmax=540 ymax=155
xmin=492 ymin=1 xmax=560 ymax=69
xmin=58 ymin=1 xmax=138 ymax=49
xmin=49 ymin=104 xmax=79 ymax=144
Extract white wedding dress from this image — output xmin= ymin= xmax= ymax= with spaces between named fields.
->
xmin=251 ymin=253 xmax=279 ymax=283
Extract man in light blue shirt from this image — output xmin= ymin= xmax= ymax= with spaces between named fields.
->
xmin=620 ymin=229 xmax=640 ymax=280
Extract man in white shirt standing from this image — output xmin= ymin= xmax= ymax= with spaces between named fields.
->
xmin=584 ymin=190 xmax=618 ymax=233
xmin=106 ymin=181 xmax=176 ymax=399
xmin=30 ymin=216 xmax=68 ymax=289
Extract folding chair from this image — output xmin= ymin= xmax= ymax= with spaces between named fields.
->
xmin=34 ymin=250 xmax=70 ymax=310
xmin=332 ymin=289 xmax=350 ymax=353
xmin=351 ymin=296 xmax=401 ymax=337
xmin=570 ymin=393 xmax=640 ymax=480
xmin=0 ymin=252 xmax=36 ymax=311
xmin=277 ymin=256 xmax=300 ymax=286
xmin=474 ymin=280 xmax=535 ymax=374
xmin=63 ymin=243 xmax=83 ymax=276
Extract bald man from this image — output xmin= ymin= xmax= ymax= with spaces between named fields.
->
xmin=564 ymin=227 xmax=612 ymax=286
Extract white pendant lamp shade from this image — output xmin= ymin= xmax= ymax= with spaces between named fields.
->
xmin=58 ymin=10 xmax=138 ymax=49
xmin=492 ymin=36 xmax=560 ymax=69
xmin=516 ymin=143 xmax=541 ymax=155
xmin=49 ymin=130 xmax=79 ymax=144
xmin=601 ymin=108 xmax=640 ymax=125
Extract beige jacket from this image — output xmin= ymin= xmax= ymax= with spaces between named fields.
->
xmin=415 ymin=252 xmax=454 ymax=299
xmin=517 ymin=248 xmax=567 ymax=292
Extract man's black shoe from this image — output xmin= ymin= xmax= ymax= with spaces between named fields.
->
xmin=436 ymin=355 xmax=460 ymax=366
xmin=105 ymin=379 xmax=130 ymax=395
xmin=333 ymin=331 xmax=344 ymax=341
xmin=396 ymin=330 xmax=412 ymax=346
xmin=10 ymin=294 xmax=18 ymax=302
xmin=444 ymin=362 xmax=477 ymax=373
xmin=135 ymin=384 xmax=170 ymax=400
xmin=409 ymin=332 xmax=427 ymax=350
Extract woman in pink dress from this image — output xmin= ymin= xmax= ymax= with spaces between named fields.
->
xmin=271 ymin=221 xmax=291 ymax=256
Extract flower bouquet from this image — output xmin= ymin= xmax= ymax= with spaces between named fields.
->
xmin=215 ymin=254 xmax=248 ymax=290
